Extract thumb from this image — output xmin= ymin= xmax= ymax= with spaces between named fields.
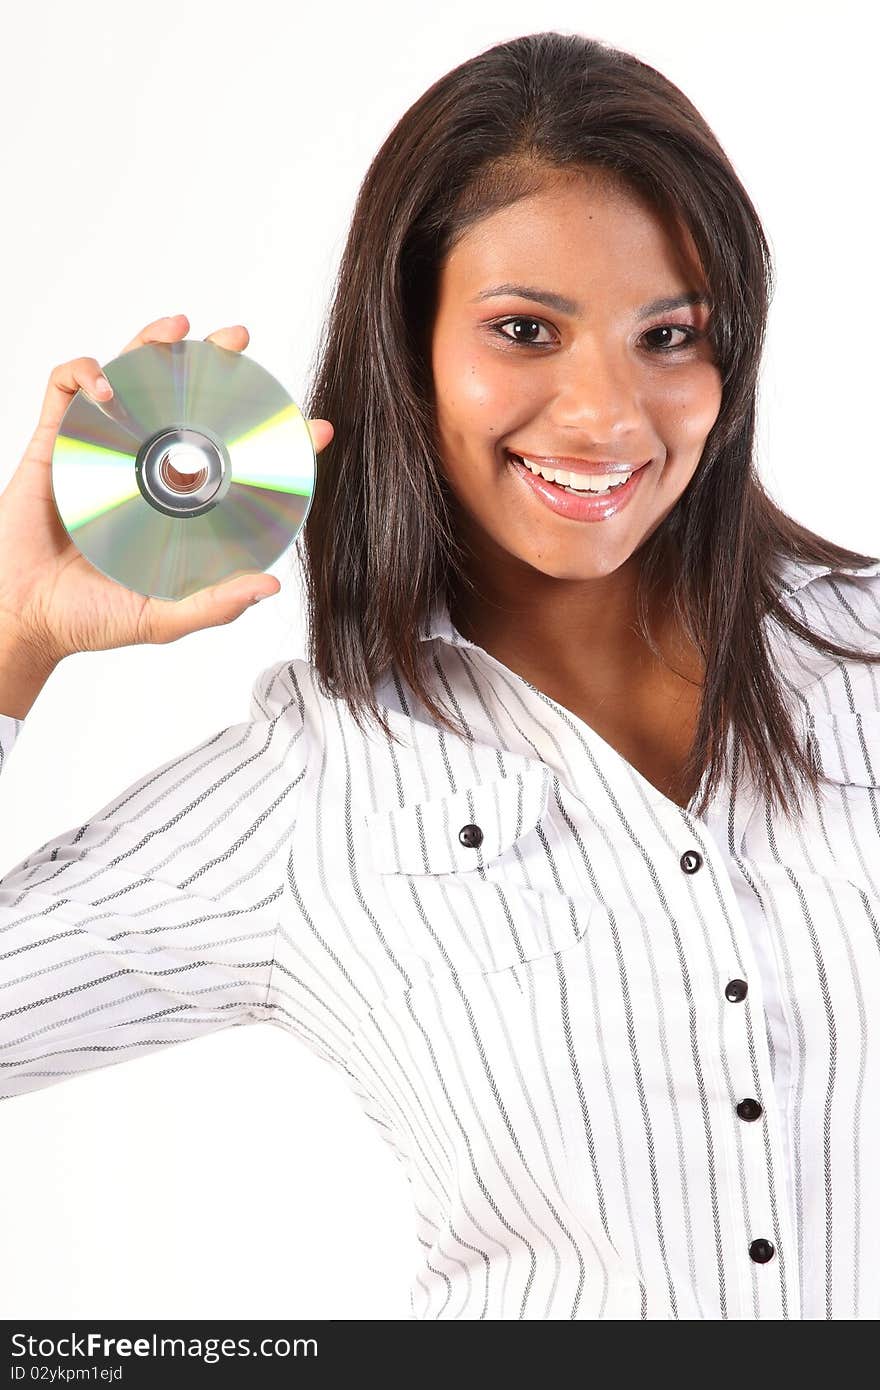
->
xmin=145 ymin=573 xmax=281 ymax=643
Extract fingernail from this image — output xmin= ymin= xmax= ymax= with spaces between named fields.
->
xmin=95 ymin=375 xmax=112 ymax=395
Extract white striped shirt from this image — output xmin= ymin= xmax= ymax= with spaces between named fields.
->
xmin=2 ymin=552 xmax=880 ymax=1319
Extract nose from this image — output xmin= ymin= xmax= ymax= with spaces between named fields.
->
xmin=549 ymin=337 xmax=645 ymax=445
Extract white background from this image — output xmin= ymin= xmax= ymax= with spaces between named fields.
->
xmin=0 ymin=0 xmax=875 ymax=1320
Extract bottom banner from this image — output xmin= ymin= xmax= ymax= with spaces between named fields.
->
xmin=3 ymin=1320 xmax=369 ymax=1384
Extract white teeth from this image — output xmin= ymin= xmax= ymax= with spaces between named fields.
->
xmin=513 ymin=454 xmax=634 ymax=493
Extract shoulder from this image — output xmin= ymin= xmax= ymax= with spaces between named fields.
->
xmin=248 ymin=653 xmax=372 ymax=767
xmin=249 ymin=654 xmax=312 ymax=723
xmin=247 ymin=654 xmax=317 ymax=770
xmin=774 ymin=554 xmax=880 ymax=640
xmin=770 ymin=554 xmax=880 ymax=704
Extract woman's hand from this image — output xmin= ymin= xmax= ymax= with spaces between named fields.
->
xmin=0 ymin=314 xmax=333 ymax=668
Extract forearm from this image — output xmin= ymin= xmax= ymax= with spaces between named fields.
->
xmin=0 ymin=622 xmax=59 ymax=720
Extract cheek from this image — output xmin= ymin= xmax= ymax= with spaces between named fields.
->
xmin=433 ymin=345 xmax=532 ymax=447
xmin=654 ymin=363 xmax=723 ymax=453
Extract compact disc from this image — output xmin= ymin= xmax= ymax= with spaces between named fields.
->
xmin=51 ymin=338 xmax=316 ymax=601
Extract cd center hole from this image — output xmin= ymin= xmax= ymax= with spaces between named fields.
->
xmin=159 ymin=445 xmax=208 ymax=494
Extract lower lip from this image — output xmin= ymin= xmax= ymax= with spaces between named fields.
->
xmin=507 ymin=452 xmax=649 ymax=522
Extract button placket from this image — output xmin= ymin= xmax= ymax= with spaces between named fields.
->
xmin=677 ymin=833 xmax=784 ymax=1293
xmin=725 ymin=972 xmax=771 ymax=1246
xmin=727 ymin=970 xmax=774 ymax=1269
xmin=729 ymin=974 xmax=772 ymax=1253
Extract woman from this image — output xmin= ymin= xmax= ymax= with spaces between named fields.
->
xmin=2 ymin=31 xmax=879 ymax=1321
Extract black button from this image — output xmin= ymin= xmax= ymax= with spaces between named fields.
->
xmin=680 ymin=849 xmax=703 ymax=874
xmin=736 ymin=1098 xmax=763 ymax=1122
xmin=749 ymin=1238 xmax=775 ymax=1263
xmin=725 ymin=978 xmax=748 ymax=1003
xmin=458 ymin=823 xmax=483 ymax=849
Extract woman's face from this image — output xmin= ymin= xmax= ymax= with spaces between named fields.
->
xmin=430 ymin=170 xmax=723 ymax=601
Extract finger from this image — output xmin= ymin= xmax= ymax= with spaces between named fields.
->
xmin=307 ymin=418 xmax=334 ymax=454
xmin=118 ymin=313 xmax=191 ymax=356
xmin=144 ymin=572 xmax=281 ymax=644
xmin=204 ymin=324 xmax=250 ymax=352
xmin=31 ymin=317 xmax=191 ymax=448
xmin=34 ymin=357 xmax=116 ymax=436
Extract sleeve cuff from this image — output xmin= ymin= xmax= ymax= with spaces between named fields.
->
xmin=0 ymin=711 xmax=23 ymax=769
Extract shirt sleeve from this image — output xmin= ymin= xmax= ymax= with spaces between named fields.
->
xmin=0 ymin=658 xmax=309 ymax=1102
xmin=0 ymin=712 xmax=23 ymax=771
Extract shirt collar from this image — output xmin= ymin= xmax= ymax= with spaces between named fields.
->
xmin=774 ymin=553 xmax=880 ymax=596
xmin=419 ymin=597 xmax=474 ymax=648
xmin=419 ymin=553 xmax=880 ymax=647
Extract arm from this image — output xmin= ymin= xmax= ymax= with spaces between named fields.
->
xmin=0 ymin=624 xmax=60 ymax=722
xmin=0 ymin=623 xmax=54 ymax=771
xmin=0 ymin=657 xmax=309 ymax=1101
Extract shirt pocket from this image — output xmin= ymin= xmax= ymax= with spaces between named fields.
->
xmin=363 ymin=761 xmax=593 ymax=979
xmin=806 ymin=706 xmax=880 ymax=787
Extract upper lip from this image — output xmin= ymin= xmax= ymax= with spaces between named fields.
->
xmin=507 ymin=449 xmax=651 ymax=476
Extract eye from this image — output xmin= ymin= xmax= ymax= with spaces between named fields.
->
xmin=641 ymin=324 xmax=702 ymax=353
xmin=490 ymin=316 xmax=555 ymax=347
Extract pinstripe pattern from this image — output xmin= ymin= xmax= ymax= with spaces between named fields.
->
xmin=2 ymin=553 xmax=880 ymax=1319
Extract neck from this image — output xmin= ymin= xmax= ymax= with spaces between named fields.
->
xmin=448 ymin=551 xmax=702 ymax=703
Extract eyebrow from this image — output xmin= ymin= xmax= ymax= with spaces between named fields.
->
xmin=470 ymin=284 xmax=711 ymax=319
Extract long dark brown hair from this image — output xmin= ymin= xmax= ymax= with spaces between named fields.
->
xmin=298 ymin=29 xmax=879 ymax=820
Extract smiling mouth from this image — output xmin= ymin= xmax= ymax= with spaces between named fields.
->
xmin=505 ymin=450 xmax=650 ymax=495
